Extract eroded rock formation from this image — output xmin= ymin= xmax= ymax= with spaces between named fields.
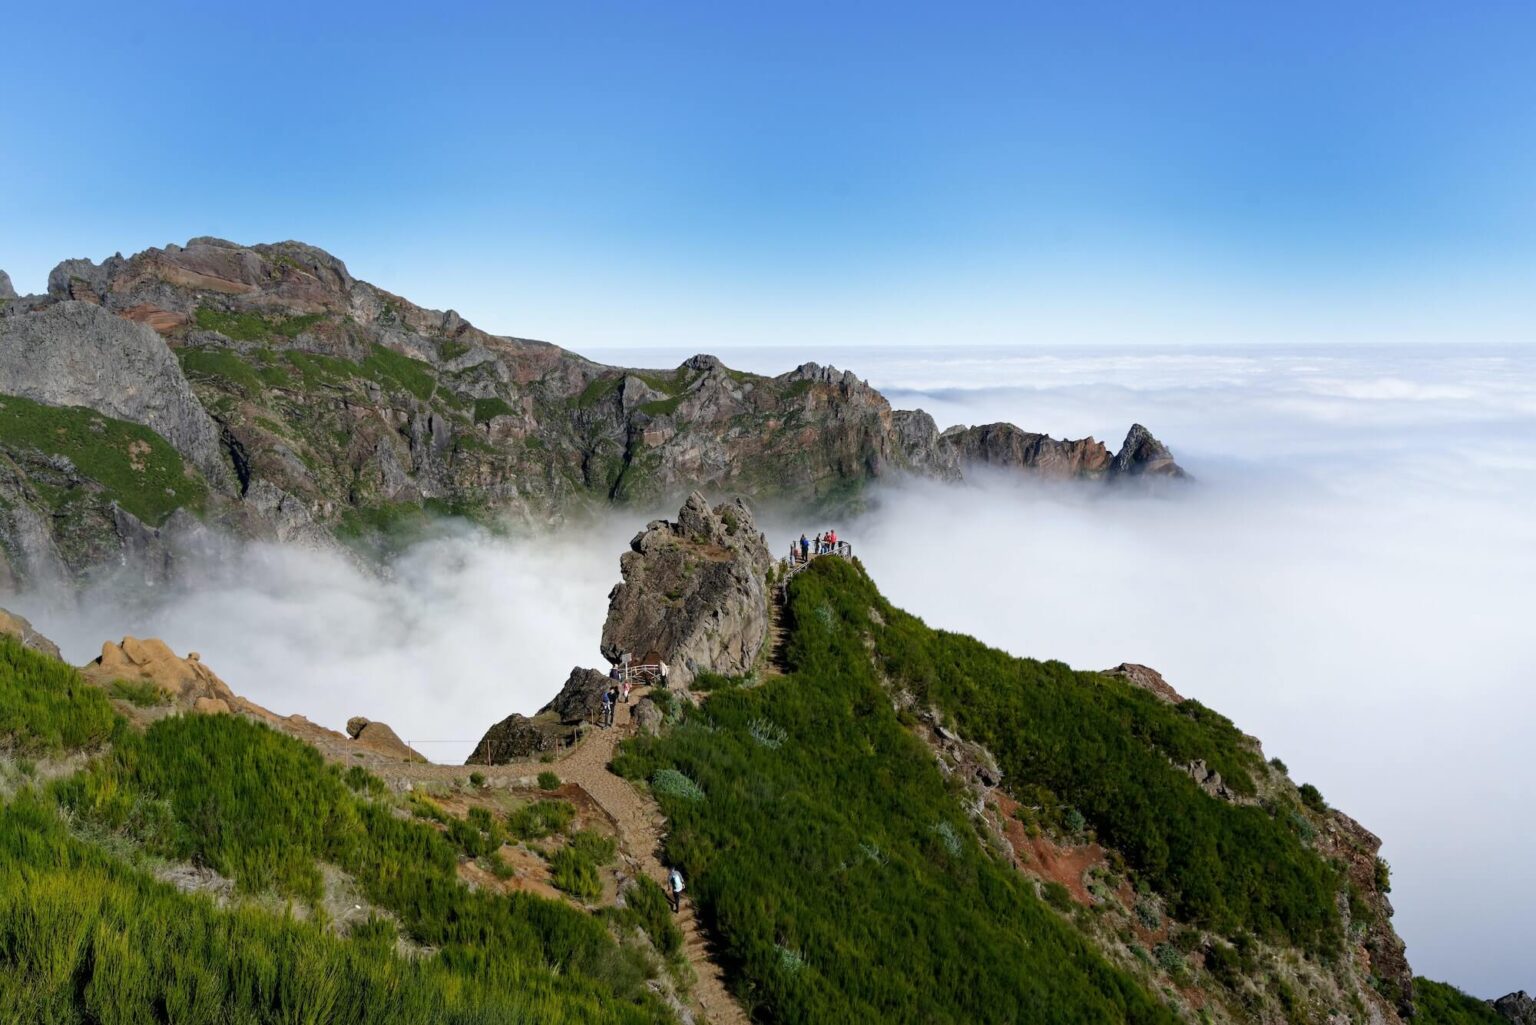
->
xmin=600 ymin=492 xmax=773 ymax=687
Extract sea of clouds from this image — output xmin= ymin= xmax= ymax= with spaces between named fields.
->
xmin=14 ymin=343 xmax=1534 ymax=997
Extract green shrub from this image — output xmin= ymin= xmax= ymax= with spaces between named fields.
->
xmin=550 ymin=830 xmax=616 ymax=902
xmin=362 ymin=344 xmax=436 ymax=401
xmin=621 ymin=877 xmax=683 ymax=958
xmin=1374 ymin=856 xmax=1392 ymax=893
xmin=469 ymin=770 xmax=486 ymax=788
xmin=0 ymin=635 xmax=119 ymax=755
xmin=538 ymin=770 xmax=561 ymax=791
xmin=1043 ymin=882 xmax=1074 ymax=912
xmin=507 ymin=798 xmax=576 ymax=840
xmin=107 ymin=679 xmax=170 ymax=707
xmin=1298 ymin=783 xmax=1328 ymax=813
xmin=1414 ymin=978 xmax=1506 ymax=1024
xmin=473 ymin=397 xmax=516 ymax=423
xmin=1269 ymin=757 xmax=1288 ymax=773
xmin=650 ymin=768 xmax=704 ymax=803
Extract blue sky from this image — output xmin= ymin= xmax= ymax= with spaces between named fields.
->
xmin=3 ymin=1 xmax=1534 ymax=349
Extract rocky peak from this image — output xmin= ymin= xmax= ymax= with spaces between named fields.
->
xmin=600 ymin=491 xmax=773 ymax=687
xmin=1110 ymin=423 xmax=1185 ymax=478
xmin=0 ymin=270 xmax=17 ymax=301
xmin=0 ymin=607 xmax=63 ymax=660
xmin=1495 ymin=992 xmax=1536 ymax=1025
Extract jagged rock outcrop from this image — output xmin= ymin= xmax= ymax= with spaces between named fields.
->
xmin=0 ymin=237 xmax=1186 ymax=587
xmin=941 ymin=423 xmax=1113 ymax=478
xmin=1314 ymin=807 xmax=1414 ymax=1018
xmin=0 ymin=270 xmax=16 ymax=301
xmin=1103 ymin=662 xmax=1185 ymax=703
xmin=0 ymin=607 xmax=63 ymax=660
xmin=542 ymin=666 xmax=615 ymax=724
xmin=941 ymin=421 xmax=1187 ymax=481
xmin=600 ymin=492 xmax=773 ymax=687
xmin=1495 ymin=991 xmax=1536 ymax=1024
xmin=1110 ymin=423 xmax=1186 ymax=478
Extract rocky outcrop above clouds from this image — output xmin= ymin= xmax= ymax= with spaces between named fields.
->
xmin=600 ymin=492 xmax=773 ymax=688
xmin=0 ymin=237 xmax=1186 ymax=586
xmin=940 ymin=421 xmax=1186 ymax=480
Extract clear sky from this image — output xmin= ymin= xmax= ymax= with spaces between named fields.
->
xmin=3 ymin=1 xmax=1534 ymax=349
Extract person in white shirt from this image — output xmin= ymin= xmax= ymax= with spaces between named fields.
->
xmin=668 ymin=867 xmax=685 ymax=912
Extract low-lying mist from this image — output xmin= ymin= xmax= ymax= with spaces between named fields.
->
xmin=14 ymin=520 xmax=636 ymax=766
xmin=11 ymin=343 xmax=1534 ymax=997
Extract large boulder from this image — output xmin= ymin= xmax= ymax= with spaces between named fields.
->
xmin=0 ymin=301 xmax=231 ymax=487
xmin=0 ymin=270 xmax=16 ymax=301
xmin=82 ymin=636 xmax=238 ymax=708
xmin=542 ymin=666 xmax=614 ymax=724
xmin=466 ymin=713 xmax=557 ymax=765
xmin=599 ymin=492 xmax=774 ymax=687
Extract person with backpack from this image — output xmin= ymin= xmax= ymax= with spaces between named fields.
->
xmin=799 ymin=534 xmax=810 ymax=562
xmin=668 ymin=867 xmax=685 ymax=912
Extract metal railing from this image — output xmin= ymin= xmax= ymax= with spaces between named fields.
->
xmin=783 ymin=539 xmax=853 ymax=567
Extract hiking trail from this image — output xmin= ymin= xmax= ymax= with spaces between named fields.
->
xmin=388 ymin=693 xmax=748 ymax=1025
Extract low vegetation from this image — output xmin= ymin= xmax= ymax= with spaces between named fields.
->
xmin=615 ymin=561 xmax=1180 ymax=1024
xmin=0 ymin=647 xmax=672 ymax=1024
xmin=1413 ymin=979 xmax=1505 ymax=1024
xmin=844 ymin=554 xmax=1344 ymax=954
xmin=0 ymin=393 xmax=207 ymax=523
xmin=0 ymin=636 xmax=119 ymax=755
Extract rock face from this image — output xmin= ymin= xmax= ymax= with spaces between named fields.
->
xmin=0 ymin=301 xmax=230 ymax=486
xmin=542 ymin=666 xmax=615 ymax=724
xmin=0 ymin=270 xmax=16 ymax=301
xmin=0 ymin=606 xmax=63 ymax=660
xmin=941 ymin=423 xmax=1113 ymax=478
xmin=0 ymin=237 xmax=1185 ymax=588
xmin=600 ymin=492 xmax=774 ymax=687
xmin=1110 ymin=423 xmax=1187 ymax=478
xmin=1495 ymin=992 xmax=1536 ymax=1025
xmin=466 ymin=713 xmax=558 ymax=765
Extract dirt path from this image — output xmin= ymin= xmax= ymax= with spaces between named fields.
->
xmin=381 ymin=692 xmax=749 ymax=1025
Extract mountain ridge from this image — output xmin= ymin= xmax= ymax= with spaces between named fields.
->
xmin=0 ymin=237 xmax=1183 ymax=587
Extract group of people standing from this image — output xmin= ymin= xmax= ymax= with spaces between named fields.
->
xmin=790 ymin=529 xmax=840 ymax=564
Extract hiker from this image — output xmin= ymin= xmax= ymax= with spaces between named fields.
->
xmin=826 ymin=528 xmax=837 ymax=552
xmin=814 ymin=532 xmax=823 ymax=555
xmin=607 ymin=684 xmax=620 ymax=725
xmin=659 ymin=660 xmax=670 ymax=682
xmin=599 ymin=687 xmax=614 ymax=728
xmin=799 ymin=533 xmax=810 ymax=562
xmin=788 ymin=539 xmax=797 ymax=563
xmin=668 ymin=867 xmax=685 ymax=912
xmin=620 ymin=675 xmax=632 ymax=703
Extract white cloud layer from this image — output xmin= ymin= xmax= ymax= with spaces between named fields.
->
xmin=13 ymin=343 xmax=1535 ymax=998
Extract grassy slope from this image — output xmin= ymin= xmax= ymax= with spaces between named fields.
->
xmin=0 ymin=393 xmax=207 ymax=523
xmin=1413 ymin=980 xmax=1506 ymax=1025
xmin=615 ymin=561 xmax=1180 ymax=1025
xmin=0 ymin=636 xmax=671 ymax=1025
xmin=864 ymin=561 xmax=1344 ymax=954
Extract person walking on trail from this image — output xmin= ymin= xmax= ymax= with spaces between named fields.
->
xmin=607 ymin=684 xmax=620 ymax=726
xmin=599 ymin=687 xmax=614 ymax=728
xmin=668 ymin=867 xmax=685 ymax=912
xmin=620 ymin=675 xmax=632 ymax=703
